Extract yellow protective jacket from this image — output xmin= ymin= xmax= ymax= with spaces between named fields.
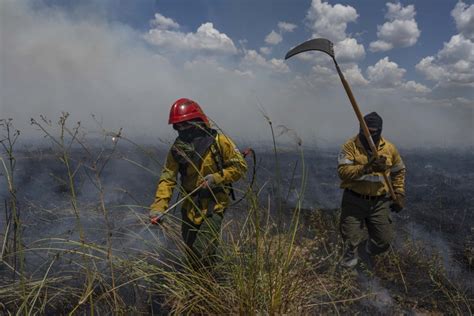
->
xmin=150 ymin=133 xmax=247 ymax=225
xmin=337 ymin=136 xmax=406 ymax=196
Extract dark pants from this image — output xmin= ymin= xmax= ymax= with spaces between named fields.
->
xmin=340 ymin=190 xmax=394 ymax=256
xmin=181 ymin=210 xmax=223 ymax=268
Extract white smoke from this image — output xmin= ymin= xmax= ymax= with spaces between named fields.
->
xmin=0 ymin=0 xmax=472 ymax=148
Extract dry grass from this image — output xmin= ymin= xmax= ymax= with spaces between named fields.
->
xmin=0 ymin=115 xmax=472 ymax=315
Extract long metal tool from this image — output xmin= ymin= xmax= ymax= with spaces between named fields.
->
xmin=285 ymin=38 xmax=397 ymax=200
xmin=151 ymin=185 xmax=202 ymax=224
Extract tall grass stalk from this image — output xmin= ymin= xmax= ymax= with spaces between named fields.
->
xmin=31 ymin=113 xmax=97 ymax=313
xmin=0 ymin=119 xmax=25 ymax=296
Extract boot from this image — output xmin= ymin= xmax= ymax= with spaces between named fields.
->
xmin=357 ymin=240 xmax=374 ymax=271
xmin=340 ymin=248 xmax=358 ymax=269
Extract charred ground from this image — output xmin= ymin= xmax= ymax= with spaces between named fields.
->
xmin=1 ymin=141 xmax=473 ymax=314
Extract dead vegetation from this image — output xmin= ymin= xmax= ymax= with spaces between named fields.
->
xmin=0 ymin=115 xmax=473 ymax=314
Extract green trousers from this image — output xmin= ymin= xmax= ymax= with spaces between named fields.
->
xmin=181 ymin=210 xmax=223 ymax=268
xmin=340 ymin=190 xmax=394 ymax=255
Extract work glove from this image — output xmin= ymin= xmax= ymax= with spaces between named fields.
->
xmin=391 ymin=194 xmax=405 ymax=213
xmin=371 ymin=156 xmax=389 ymax=172
xmin=200 ymin=174 xmax=216 ymax=188
xmin=149 ymin=209 xmax=165 ymax=225
xmin=362 ymin=156 xmax=376 ymax=174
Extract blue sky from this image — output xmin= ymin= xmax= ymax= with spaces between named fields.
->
xmin=1 ymin=0 xmax=473 ymax=147
xmin=38 ymin=0 xmax=462 ymax=81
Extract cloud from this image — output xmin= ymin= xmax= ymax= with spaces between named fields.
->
xmin=306 ymin=0 xmax=358 ymax=41
xmin=369 ymin=2 xmax=420 ymax=52
xmin=403 ymin=80 xmax=431 ymax=93
xmin=145 ymin=20 xmax=237 ymax=54
xmin=415 ymin=0 xmax=474 ymax=112
xmin=259 ymin=46 xmax=272 ymax=55
xmin=367 ymin=57 xmax=406 ymax=87
xmin=335 ymin=38 xmax=365 ymax=62
xmin=305 ymin=0 xmax=364 ymax=63
xmin=365 ymin=57 xmax=430 ymax=94
xmin=451 ymin=1 xmax=474 ymax=40
xmin=438 ymin=34 xmax=474 ymax=63
xmin=264 ymin=30 xmax=282 ymax=45
xmin=311 ymin=64 xmax=336 ymax=78
xmin=344 ymin=64 xmax=369 ymax=86
xmin=385 ymin=2 xmax=416 ymax=20
xmin=262 ymin=22 xmax=296 ymax=49
xmin=150 ymin=12 xmax=179 ymax=30
xmin=278 ymin=21 xmax=297 ymax=33
xmin=242 ymin=49 xmax=289 ymax=73
xmin=416 ymin=34 xmax=474 ymax=86
xmin=308 ymin=62 xmax=369 ymax=87
xmin=369 ymin=40 xmax=393 ymax=52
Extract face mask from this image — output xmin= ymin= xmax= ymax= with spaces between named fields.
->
xmin=177 ymin=124 xmax=208 ymax=142
xmin=368 ymin=128 xmax=382 ymax=144
xmin=177 ymin=128 xmax=195 ymax=142
xmin=359 ymin=128 xmax=382 ymax=153
xmin=358 ymin=112 xmax=383 ymax=153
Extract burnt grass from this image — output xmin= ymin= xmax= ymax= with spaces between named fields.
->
xmin=1 ymin=143 xmax=473 ymax=314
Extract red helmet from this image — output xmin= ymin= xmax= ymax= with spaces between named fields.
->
xmin=168 ymin=98 xmax=209 ymax=125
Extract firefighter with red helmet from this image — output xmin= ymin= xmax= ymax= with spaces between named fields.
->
xmin=150 ymin=98 xmax=247 ymax=267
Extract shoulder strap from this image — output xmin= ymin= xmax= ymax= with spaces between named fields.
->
xmin=210 ymin=134 xmax=236 ymax=200
xmin=210 ymin=134 xmax=224 ymax=176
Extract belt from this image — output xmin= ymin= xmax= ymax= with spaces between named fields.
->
xmin=346 ymin=189 xmax=385 ymax=201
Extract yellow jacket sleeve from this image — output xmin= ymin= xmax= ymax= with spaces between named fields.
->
xmin=150 ymin=150 xmax=179 ymax=213
xmin=390 ymin=146 xmax=406 ymax=195
xmin=337 ymin=141 xmax=366 ymax=180
xmin=212 ymin=134 xmax=248 ymax=185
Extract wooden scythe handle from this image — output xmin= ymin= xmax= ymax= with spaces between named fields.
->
xmin=333 ymin=58 xmax=397 ymax=201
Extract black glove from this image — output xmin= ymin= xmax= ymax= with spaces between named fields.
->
xmin=362 ymin=156 xmax=375 ymax=174
xmin=371 ymin=156 xmax=388 ymax=172
xmin=391 ymin=194 xmax=405 ymax=213
xmin=362 ymin=156 xmax=387 ymax=173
